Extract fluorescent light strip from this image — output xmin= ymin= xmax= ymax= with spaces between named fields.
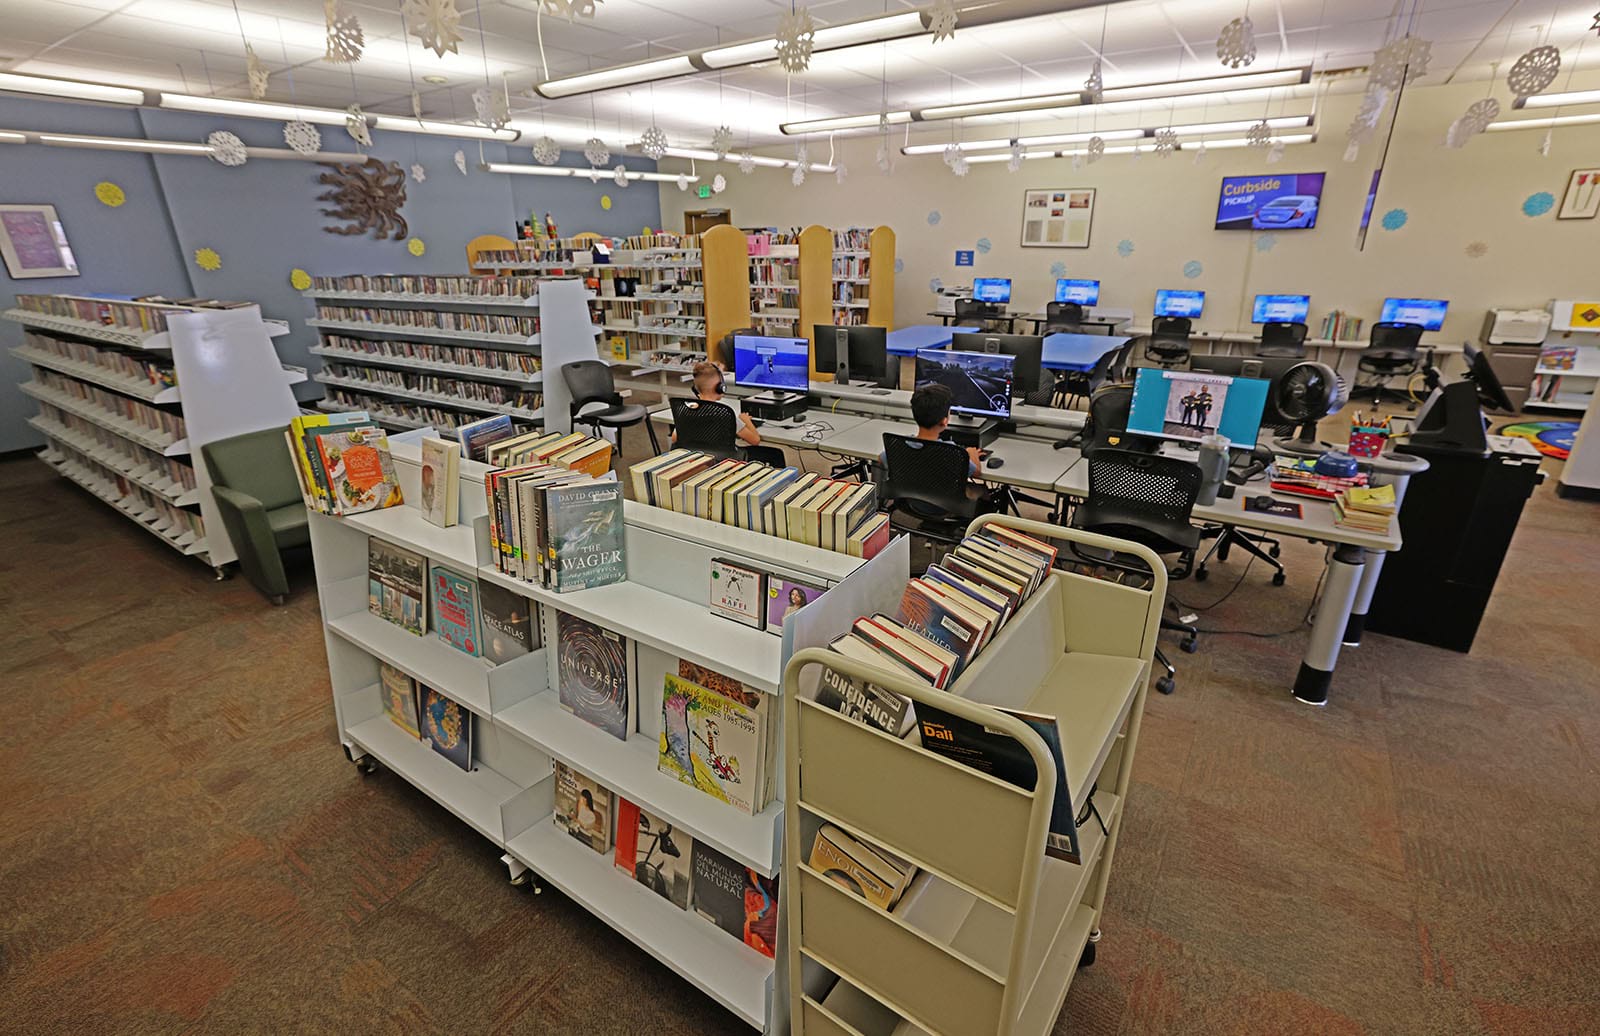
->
xmin=158 ymin=93 xmax=351 ymax=126
xmin=1486 ymin=113 xmax=1600 ymax=131
xmin=958 ymin=133 xmax=1314 ymax=162
xmin=1017 ymin=128 xmax=1146 ymax=147
xmin=0 ymin=72 xmax=147 ymax=106
xmin=0 ymin=130 xmax=27 ymax=144
xmin=1098 ymin=68 xmax=1309 ymax=103
xmin=1168 ymin=115 xmax=1311 ymax=137
xmin=535 ymin=56 xmax=699 ymax=100
xmin=483 ymin=162 xmax=698 ymax=183
xmin=370 ymin=115 xmax=519 ymax=141
xmin=659 ymin=146 xmax=833 ymax=172
xmin=782 ymin=111 xmax=914 ymax=134
xmin=920 ymin=91 xmax=1084 ymax=121
xmin=1516 ymin=89 xmax=1600 ymax=109
xmin=37 ymin=133 xmax=215 ymax=155
xmin=905 ymin=117 xmax=1309 ymax=156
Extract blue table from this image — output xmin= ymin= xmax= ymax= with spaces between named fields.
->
xmin=886 ymin=324 xmax=981 ymax=356
xmin=1042 ymin=332 xmax=1130 ymax=371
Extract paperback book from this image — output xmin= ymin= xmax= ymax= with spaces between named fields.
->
xmin=419 ymin=435 xmax=459 ymax=527
xmin=430 ymin=566 xmax=481 ymax=657
xmin=420 ymin=686 xmax=472 ymax=772
xmin=690 ymin=841 xmax=779 ymax=958
xmin=378 ymin=661 xmax=421 ymax=737
xmin=368 ymin=537 xmax=428 ymax=636
xmin=658 ymin=671 xmax=771 ymax=816
xmin=458 ymin=413 xmax=516 ymax=462
xmin=478 ymin=581 xmax=537 ymax=663
xmin=614 ymin=799 xmax=694 ymax=909
xmin=553 ymin=761 xmax=613 ymax=854
xmin=556 ymin=613 xmax=630 ymax=740
xmin=813 ymin=657 xmax=913 ymax=737
xmin=808 ymin=822 xmax=916 ymax=910
xmin=314 ymin=424 xmax=404 ymax=515
xmin=709 ymin=557 xmax=766 ymax=629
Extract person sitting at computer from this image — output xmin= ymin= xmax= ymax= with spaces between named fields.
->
xmin=880 ymin=383 xmax=983 ymax=476
xmin=673 ymin=361 xmax=762 ymax=448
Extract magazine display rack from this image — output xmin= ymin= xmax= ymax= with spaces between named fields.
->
xmin=8 ymin=297 xmax=303 ymax=574
xmin=780 ymin=515 xmax=1166 ymax=1036
xmin=309 ymin=436 xmax=910 ymax=1031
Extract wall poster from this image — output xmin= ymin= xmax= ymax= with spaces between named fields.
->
xmin=1021 ymin=188 xmax=1094 ymax=248
xmin=0 ymin=204 xmax=79 ymax=278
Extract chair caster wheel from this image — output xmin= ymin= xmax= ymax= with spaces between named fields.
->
xmin=357 ymin=757 xmax=378 ymax=775
xmin=1194 ymin=567 xmax=1209 ymax=582
xmin=1272 ymin=572 xmax=1286 ymax=586
xmin=1181 ymin=637 xmax=1198 ymax=654
xmin=1078 ymin=941 xmax=1097 ymax=968
xmin=1216 ymin=544 xmax=1231 ymax=562
xmin=1269 ymin=545 xmax=1281 ymax=559
xmin=1156 ymin=676 xmax=1175 ymax=695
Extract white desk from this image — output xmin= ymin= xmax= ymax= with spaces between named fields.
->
xmin=807 ymin=381 xmax=1087 ymax=434
xmin=1122 ymin=327 xmax=1466 ymax=381
xmin=649 ymin=406 xmax=874 ymax=449
xmin=815 ymin=417 xmax=1080 ymax=494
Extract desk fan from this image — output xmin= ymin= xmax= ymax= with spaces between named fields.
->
xmin=1272 ymin=360 xmax=1346 ymax=443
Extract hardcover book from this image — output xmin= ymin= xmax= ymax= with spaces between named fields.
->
xmin=895 ymin=580 xmax=982 ymax=679
xmin=430 ymin=566 xmax=481 ymax=656
xmin=419 ymin=436 xmax=459 ymax=527
xmin=690 ymin=841 xmax=779 ymax=958
xmin=478 ymin=581 xmax=537 ymax=663
xmin=546 ymin=480 xmax=626 ymax=591
xmin=457 ymin=413 xmax=516 ymax=462
xmin=378 ymin=661 xmax=420 ymax=737
xmin=368 ymin=537 xmax=427 ymax=636
xmin=614 ymin=799 xmax=695 ymax=909
xmin=814 ymin=655 xmax=913 ymax=737
xmin=709 ymin=557 xmax=766 ymax=629
xmin=315 ymin=425 xmax=403 ymax=515
xmin=658 ymin=672 xmax=767 ymax=815
xmin=765 ymin=575 xmax=826 ymax=637
xmin=553 ymin=761 xmax=613 ymax=854
xmin=556 ymin=613 xmax=630 ymax=740
xmin=420 ymin=686 xmax=472 ymax=772
xmin=809 ymin=823 xmax=915 ymax=910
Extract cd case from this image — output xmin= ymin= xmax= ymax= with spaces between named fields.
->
xmin=709 ymin=557 xmax=767 ymax=629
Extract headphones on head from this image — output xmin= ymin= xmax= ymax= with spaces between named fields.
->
xmin=696 ymin=363 xmax=726 ymax=397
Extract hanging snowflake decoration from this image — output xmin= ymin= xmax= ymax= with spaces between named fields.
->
xmin=284 ymin=120 xmax=321 ymax=155
xmin=1465 ymin=240 xmax=1488 ymax=258
xmin=323 ymin=0 xmax=364 ymax=63
xmin=473 ymin=86 xmax=509 ymax=130
xmin=346 ymin=104 xmax=372 ymax=147
xmin=640 ymin=124 xmax=668 ymax=160
xmin=952 ymin=155 xmax=970 ymax=176
xmin=775 ymin=8 xmax=817 ymax=74
xmin=1507 ymin=45 xmax=1561 ymax=100
xmin=1084 ymin=60 xmax=1103 ymax=103
xmin=1007 ymin=143 xmax=1024 ymax=172
xmin=1539 ymin=129 xmax=1553 ymax=157
xmin=795 ymin=143 xmax=809 ymax=169
xmin=1523 ymin=191 xmax=1555 ymax=217
xmin=404 ymin=0 xmax=463 ymax=58
xmin=1266 ymin=139 xmax=1285 ymax=164
xmin=1244 ymin=119 xmax=1272 ymax=148
xmin=1255 ymin=233 xmax=1278 ymax=253
xmin=942 ymin=142 xmax=961 ymax=167
xmin=791 ymin=164 xmax=806 ymax=187
xmin=1087 ymin=136 xmax=1105 ymax=163
xmin=738 ymin=151 xmax=757 ymax=174
xmin=532 ymin=136 xmax=560 ymax=165
xmin=712 ymin=174 xmax=727 ymax=193
xmin=207 ymin=131 xmax=247 ymax=167
xmin=454 ymin=148 xmax=467 ymax=175
xmin=1116 ymin=239 xmax=1134 ymax=258
xmin=541 ymin=0 xmax=602 ymax=18
xmin=676 ymin=173 xmax=690 ymax=192
xmin=1370 ymin=36 xmax=1430 ymax=89
xmin=710 ymin=126 xmax=734 ymax=159
xmin=1153 ymin=128 xmax=1178 ymax=155
xmin=835 ymin=162 xmax=848 ymax=184
xmin=1350 ymin=86 xmax=1390 ymax=138
xmin=1071 ymin=152 xmax=1082 ymax=170
xmin=584 ymin=137 xmax=610 ymax=167
xmin=929 ymin=0 xmax=958 ymax=43
xmin=1381 ymin=208 xmax=1408 ymax=231
xmin=879 ymin=111 xmax=890 ymax=132
xmin=1216 ymin=16 xmax=1256 ymax=69
xmin=1462 ymin=97 xmax=1500 ymax=134
xmin=1191 ymin=141 xmax=1207 ymax=165
xmin=245 ymin=43 xmax=269 ymax=99
xmin=1344 ymin=139 xmax=1361 ymax=162
xmin=613 ymin=164 xmax=630 ymax=187
xmin=412 ymin=91 xmax=424 ymax=122
xmin=875 ymin=141 xmax=893 ymax=173
xmin=411 ymin=163 xmax=426 ymax=183
xmin=1131 ymin=145 xmax=1142 ymax=162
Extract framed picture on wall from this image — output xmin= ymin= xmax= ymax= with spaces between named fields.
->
xmin=0 ymin=204 xmax=79 ymax=278
xmin=1021 ymin=188 xmax=1094 ymax=248
xmin=1557 ymin=169 xmax=1600 ymax=220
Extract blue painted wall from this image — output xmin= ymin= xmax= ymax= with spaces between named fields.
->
xmin=0 ymin=95 xmax=663 ymax=452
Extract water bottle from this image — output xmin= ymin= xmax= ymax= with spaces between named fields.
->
xmin=1196 ymin=433 xmax=1230 ymax=505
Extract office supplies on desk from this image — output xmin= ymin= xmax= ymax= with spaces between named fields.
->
xmin=1269 ymin=456 xmax=1367 ymax=498
xmin=1348 ymin=413 xmax=1392 ymax=457
xmin=1314 ymin=449 xmax=1359 ymax=478
xmin=1244 ymin=495 xmax=1303 ymax=519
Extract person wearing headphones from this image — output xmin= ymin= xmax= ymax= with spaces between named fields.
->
xmin=673 ymin=361 xmax=763 ymax=448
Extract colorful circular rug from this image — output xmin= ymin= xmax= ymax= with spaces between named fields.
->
xmin=1496 ymin=420 xmax=1579 ymax=459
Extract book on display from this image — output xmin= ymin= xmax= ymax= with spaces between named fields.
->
xmin=430 ymin=565 xmax=481 ymax=657
xmin=419 ymin=686 xmax=472 ymax=771
xmin=689 ymin=841 xmax=779 ymax=958
xmin=709 ymin=557 xmax=766 ymax=629
xmin=368 ymin=537 xmax=428 ymax=635
xmin=544 ymin=479 xmax=626 ymax=591
xmin=813 ymin=649 xmax=915 ymax=737
xmin=808 ymin=823 xmax=916 ymax=910
xmin=418 ymin=436 xmax=459 ymax=527
xmin=614 ymin=799 xmax=695 ymax=909
xmin=556 ymin=612 xmax=630 ymax=741
xmin=765 ymin=574 xmax=826 ymax=637
xmin=457 ymin=413 xmax=516 ymax=462
xmin=658 ymin=670 xmax=772 ymax=816
xmin=311 ymin=424 xmax=403 ymax=516
xmin=478 ymin=581 xmax=537 ymax=663
xmin=378 ymin=662 xmax=421 ymax=737
xmin=553 ymin=761 xmax=613 ymax=854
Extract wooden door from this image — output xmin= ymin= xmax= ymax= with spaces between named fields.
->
xmin=685 ymin=209 xmax=732 ymax=235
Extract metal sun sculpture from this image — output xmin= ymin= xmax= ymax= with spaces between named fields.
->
xmin=317 ymin=158 xmax=409 ymax=239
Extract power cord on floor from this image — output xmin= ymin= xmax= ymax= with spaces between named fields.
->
xmin=1172 ymin=560 xmax=1328 ymax=639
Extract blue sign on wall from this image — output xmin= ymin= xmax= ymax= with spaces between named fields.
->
xmin=955 ymin=250 xmax=975 ymax=266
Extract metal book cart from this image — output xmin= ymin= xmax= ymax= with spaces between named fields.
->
xmin=781 ymin=515 xmax=1166 ymax=1036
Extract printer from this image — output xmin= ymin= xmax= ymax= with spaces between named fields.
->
xmin=934 ymin=285 xmax=973 ymax=316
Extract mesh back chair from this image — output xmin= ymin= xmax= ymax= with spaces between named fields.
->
xmin=669 ymin=397 xmax=741 ymax=461
xmin=880 ymin=433 xmax=997 ymax=558
xmin=202 ymin=427 xmax=310 ymax=604
xmin=1069 ymin=447 xmax=1202 ymax=694
xmin=563 ymin=360 xmax=658 ymax=460
xmin=1357 ymin=321 xmax=1423 ymax=408
xmin=1043 ymin=301 xmax=1085 ymax=333
xmin=1144 ymin=321 xmax=1192 ymax=369
xmin=1257 ymin=321 xmax=1309 ymax=358
xmin=954 ymin=297 xmax=997 ymax=332
xmin=1152 ymin=315 xmax=1192 ymax=337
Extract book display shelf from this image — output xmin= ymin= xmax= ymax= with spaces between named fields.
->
xmin=8 ymin=296 xmax=304 ymax=573
xmin=747 ymin=228 xmax=804 ymax=338
xmin=828 ymin=226 xmax=895 ymax=332
xmin=310 ymin=435 xmax=907 ymax=1031
xmin=780 ymin=515 xmax=1164 ymax=1036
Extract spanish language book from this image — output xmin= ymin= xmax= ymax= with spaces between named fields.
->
xmin=614 ymin=798 xmax=694 ymax=909
xmin=690 ymin=841 xmax=778 ymax=958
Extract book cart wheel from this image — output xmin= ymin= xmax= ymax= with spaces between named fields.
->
xmin=502 ymin=854 xmax=543 ymax=894
xmin=342 ymin=743 xmax=379 ymax=775
xmin=1078 ymin=942 xmax=1097 ymax=968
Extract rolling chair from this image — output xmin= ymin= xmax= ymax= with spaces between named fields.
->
xmin=1053 ymin=377 xmax=1160 ymax=453
xmin=1256 ymin=321 xmax=1309 ymax=358
xmin=955 ymin=297 xmax=1001 ymax=333
xmin=1355 ymin=321 xmax=1423 ymax=409
xmin=1140 ymin=328 xmax=1191 ymax=370
xmin=563 ymin=360 xmax=658 ymax=460
xmin=1042 ymin=301 xmax=1085 ymax=333
xmin=1152 ymin=315 xmax=1192 ymax=337
xmin=668 ymin=397 xmax=786 ymax=466
xmin=1068 ymin=447 xmax=1201 ymax=694
xmin=880 ymin=433 xmax=1002 ymax=566
xmin=202 ymin=427 xmax=310 ymax=604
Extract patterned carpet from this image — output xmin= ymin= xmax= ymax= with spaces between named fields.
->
xmin=1 ymin=441 xmax=1597 ymax=1035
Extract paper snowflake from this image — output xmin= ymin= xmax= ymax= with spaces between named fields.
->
xmin=1183 ymin=260 xmax=1203 ymax=279
xmin=1381 ymin=208 xmax=1407 ymax=231
xmin=713 ymin=174 xmax=727 ymax=193
xmin=532 ymin=136 xmax=560 ymax=165
xmin=412 ymin=91 xmax=424 ymax=121
xmin=194 ymin=247 xmax=222 ymax=272
xmin=676 ymin=173 xmax=689 ymax=192
xmin=1087 ymin=136 xmax=1105 ymax=163
xmin=1539 ymin=129 xmax=1553 ymax=156
xmin=473 ymin=86 xmax=509 ymax=130
xmin=1007 ymin=143 xmax=1024 ymax=172
xmin=951 ymin=155 xmax=969 ymax=176
xmin=1255 ymin=233 xmax=1277 ymax=253
xmin=1246 ymin=120 xmax=1272 ymax=148
xmin=346 ymin=105 xmax=372 ymax=147
xmin=775 ymin=8 xmax=816 ymax=74
xmin=1350 ymin=85 xmax=1390 ymax=136
xmin=1084 ymin=60 xmax=1103 ymax=103
xmin=94 ymin=182 xmax=125 ymax=207
xmin=584 ymin=137 xmax=609 ymax=166
xmin=323 ymin=0 xmax=364 ymax=63
xmin=711 ymin=125 xmax=733 ymax=159
xmin=404 ymin=0 xmax=462 ymax=58
xmin=586 ymin=168 xmax=600 ymax=183
xmin=1593 ymin=10 xmax=1600 ymax=35
xmin=454 ymin=149 xmax=467 ymax=174
xmin=245 ymin=43 xmax=269 ymax=99
xmin=879 ymin=111 xmax=890 ymax=132
xmin=541 ymin=0 xmax=601 ymax=19
xmin=613 ymin=164 xmax=630 ymax=187
xmin=876 ymin=142 xmax=893 ymax=173
xmin=1216 ymin=16 xmax=1256 ymax=69
xmin=738 ymin=151 xmax=756 ymax=174
xmin=290 ymin=268 xmax=312 ymax=290
xmin=411 ymin=163 xmax=426 ymax=183
xmin=284 ymin=120 xmax=322 ymax=154
xmin=640 ymin=124 xmax=668 ymax=160
xmin=207 ymin=131 xmax=247 ymax=167
xmin=975 ymin=237 xmax=991 ymax=254
xmin=835 ymin=163 xmax=848 ymax=184
xmin=1191 ymin=141 xmax=1207 ymax=165
xmin=795 ymin=143 xmax=809 ymax=168
xmin=408 ymin=237 xmax=426 ymax=256
xmin=791 ymin=164 xmax=806 ymax=187
xmin=1370 ymin=36 xmax=1429 ymax=89
xmin=1465 ymin=241 xmax=1488 ymax=258
xmin=1344 ymin=139 xmax=1361 ymax=162
xmin=942 ymin=142 xmax=960 ymax=167
xmin=1116 ymin=239 xmax=1134 ymax=258
xmin=1070 ymin=152 xmax=1082 ymax=170
xmin=1523 ymin=191 xmax=1555 ymax=217
xmin=1049 ymin=261 xmax=1066 ymax=278
xmin=929 ymin=276 xmax=944 ymax=294
xmin=929 ymin=0 xmax=958 ymax=43
xmin=1153 ymin=128 xmax=1178 ymax=155
xmin=1507 ymin=45 xmax=1561 ymax=99
xmin=1462 ymin=97 xmax=1500 ymax=133
xmin=1266 ymin=139 xmax=1285 ymax=164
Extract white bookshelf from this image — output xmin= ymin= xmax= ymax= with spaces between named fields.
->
xmin=308 ymin=436 xmax=908 ymax=1032
xmin=592 ymin=240 xmax=710 ymax=382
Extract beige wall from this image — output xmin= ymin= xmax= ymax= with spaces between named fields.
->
xmin=659 ymin=80 xmax=1600 ymax=344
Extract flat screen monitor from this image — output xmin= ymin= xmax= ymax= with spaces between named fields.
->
xmin=812 ymin=324 xmax=891 ymax=387
xmin=1380 ymin=297 xmax=1448 ymax=331
xmin=733 ymin=335 xmax=809 ymax=391
xmin=916 ymin=349 xmax=1015 ymax=419
xmin=1054 ymin=278 xmax=1100 ymax=305
xmin=972 ymin=277 xmax=1012 ymax=304
xmin=1126 ymin=367 xmax=1270 ymax=449
xmin=1252 ymin=294 xmax=1311 ymax=324
xmin=1154 ymin=289 xmax=1205 ymax=319
xmin=1215 ymin=172 xmax=1326 ymax=230
xmin=949 ymin=332 xmax=1043 ymax=396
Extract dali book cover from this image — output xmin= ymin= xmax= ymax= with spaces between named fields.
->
xmin=378 ymin=661 xmax=420 ymax=737
xmin=430 ymin=565 xmax=481 ymax=657
xmin=478 ymin=580 xmax=537 ymax=664
xmin=546 ymin=480 xmax=626 ymax=591
xmin=658 ymin=672 xmax=764 ymax=815
xmin=553 ymin=761 xmax=613 ymax=854
xmin=368 ymin=537 xmax=427 ymax=636
xmin=556 ymin=612 xmax=630 ymax=741
xmin=420 ymin=686 xmax=472 ymax=772
xmin=614 ymin=799 xmax=694 ymax=909
xmin=689 ymin=841 xmax=778 ymax=959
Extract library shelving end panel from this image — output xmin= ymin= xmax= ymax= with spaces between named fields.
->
xmin=797 ymin=225 xmax=834 ymax=380
xmin=866 ymin=228 xmax=896 ymax=331
xmin=781 ymin=515 xmax=1166 ymax=1036
xmin=537 ymin=277 xmax=607 ymax=435
xmin=702 ymin=223 xmax=753 ymax=351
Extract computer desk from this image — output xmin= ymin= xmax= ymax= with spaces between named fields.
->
xmin=1056 ymin=445 xmax=1428 ymax=706
xmin=810 ymin=417 xmax=1080 ymax=495
xmin=1019 ymin=313 xmax=1133 ymax=336
xmin=887 ymin=324 xmax=981 ymax=386
xmin=1121 ymin=327 xmax=1466 ymax=381
xmin=808 ymin=380 xmax=1087 ymax=434
xmin=647 ymin=406 xmax=876 ymax=450
xmin=1043 ymin=332 xmax=1131 ymax=371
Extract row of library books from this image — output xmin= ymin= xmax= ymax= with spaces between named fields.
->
xmin=368 ymin=533 xmax=538 ymax=661
xmin=314 ymin=305 xmax=540 ymax=339
xmin=477 ymin=432 xmax=625 ymax=591
xmin=379 ymin=662 xmax=476 ymax=770
xmin=310 ymin=274 xmax=543 ymax=298
xmin=317 ymin=335 xmax=543 ymax=376
xmin=628 ymin=450 xmax=892 ymax=558
xmin=22 ymin=331 xmax=176 ymax=388
xmin=834 ymin=283 xmax=862 ymax=305
xmin=322 ymin=362 xmax=544 ymax=411
xmin=1318 ymin=310 xmax=1367 ymax=342
xmin=286 ymin=411 xmax=404 ymax=517
xmin=832 ymin=227 xmax=872 ymax=252
xmin=49 ymin=437 xmax=205 ymax=538
xmin=1538 ymin=346 xmax=1578 ymax=371
xmin=33 ymin=370 xmax=186 ymax=441
xmin=40 ymin=410 xmax=197 ymax=489
xmin=322 ymin=389 xmax=490 ymax=433
xmin=831 ymin=257 xmax=870 ymax=281
xmin=556 ymin=759 xmax=779 ymax=958
xmin=1332 ymin=482 xmax=1396 ymax=533
xmin=13 ymin=293 xmax=248 ymax=331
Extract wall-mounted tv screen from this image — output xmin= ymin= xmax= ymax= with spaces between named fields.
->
xmin=1216 ymin=172 xmax=1326 ymax=231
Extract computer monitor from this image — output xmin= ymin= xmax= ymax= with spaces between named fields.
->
xmin=1410 ymin=344 xmax=1511 ymax=453
xmin=915 ymin=349 xmax=1015 ymax=420
xmin=1154 ymin=289 xmax=1206 ymax=319
xmin=733 ymin=335 xmax=809 ymax=392
xmin=1252 ymin=294 xmax=1311 ymax=324
xmin=813 ymin=324 xmax=892 ymax=388
xmin=1380 ymin=297 xmax=1448 ymax=331
xmin=1054 ymin=278 xmax=1101 ymax=305
xmin=949 ymin=332 xmax=1044 ymax=397
xmin=1126 ymin=367 xmax=1270 ymax=449
xmin=972 ymin=277 xmax=1012 ymax=304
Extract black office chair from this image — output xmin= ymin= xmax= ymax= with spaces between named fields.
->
xmin=713 ymin=326 xmax=758 ymax=371
xmin=1069 ymin=447 xmax=1201 ymax=694
xmin=1043 ymin=301 xmax=1084 ymax=334
xmin=1152 ymin=315 xmax=1192 ymax=337
xmin=668 ymin=397 xmax=740 ymax=461
xmin=563 ymin=360 xmax=658 ymax=460
xmin=1356 ymin=322 xmax=1423 ymax=409
xmin=1257 ymin=321 xmax=1309 ymax=358
xmin=954 ymin=297 xmax=998 ymax=333
xmin=880 ymin=433 xmax=1000 ymax=563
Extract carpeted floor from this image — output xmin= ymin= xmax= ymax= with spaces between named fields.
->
xmin=1 ymin=429 xmax=1597 ymax=1035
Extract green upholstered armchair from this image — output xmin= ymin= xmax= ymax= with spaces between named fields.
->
xmin=201 ymin=427 xmax=308 ymax=604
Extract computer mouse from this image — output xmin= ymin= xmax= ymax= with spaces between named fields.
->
xmin=1251 ymin=495 xmax=1275 ymax=509
xmin=986 ymin=456 xmax=1005 ymax=470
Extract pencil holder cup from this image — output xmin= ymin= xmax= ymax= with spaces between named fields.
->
xmin=1348 ymin=424 xmax=1390 ymax=458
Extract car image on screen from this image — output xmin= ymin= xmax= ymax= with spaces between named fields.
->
xmin=1252 ymin=195 xmax=1319 ymax=229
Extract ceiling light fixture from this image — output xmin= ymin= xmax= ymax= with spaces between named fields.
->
xmin=158 ymin=93 xmax=518 ymax=140
xmin=370 ymin=114 xmax=518 ymax=140
xmin=1514 ymin=88 xmax=1600 ymax=109
xmin=958 ymin=133 xmax=1315 ymax=163
xmin=0 ymin=72 xmax=148 ymax=106
xmin=535 ymin=56 xmax=700 ymax=100
xmin=0 ymin=130 xmax=28 ymax=143
xmin=1486 ymin=112 xmax=1600 ymax=131
xmin=780 ymin=111 xmax=914 ymax=135
xmin=36 ymin=132 xmax=217 ymax=155
xmin=482 ymin=162 xmax=698 ymax=183
xmin=901 ymin=116 xmax=1311 ymax=156
xmin=658 ymin=146 xmax=834 ymax=172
